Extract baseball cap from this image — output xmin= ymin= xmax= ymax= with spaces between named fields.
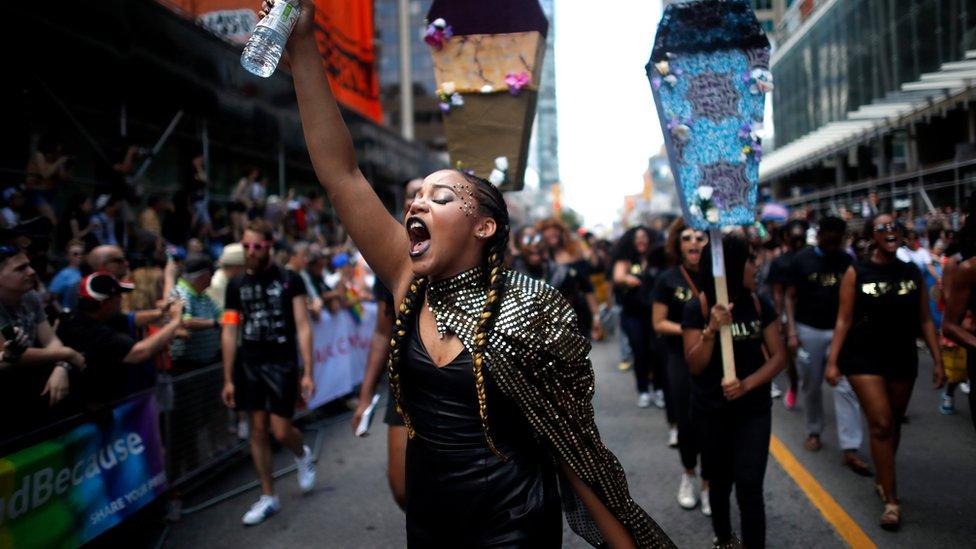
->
xmin=78 ymin=272 xmax=134 ymax=302
xmin=219 ymin=243 xmax=245 ymax=267
xmin=183 ymin=254 xmax=214 ymax=279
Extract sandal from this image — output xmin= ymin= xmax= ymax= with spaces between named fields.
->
xmin=880 ymin=503 xmax=901 ymax=531
xmin=874 ymin=484 xmax=886 ymax=503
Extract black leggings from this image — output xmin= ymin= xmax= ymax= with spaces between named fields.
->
xmin=621 ymin=312 xmax=654 ymax=394
xmin=667 ymin=347 xmax=704 ymax=475
xmin=697 ymin=407 xmax=771 ymax=549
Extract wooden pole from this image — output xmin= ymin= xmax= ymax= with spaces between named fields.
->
xmin=709 ymin=228 xmax=736 ymax=382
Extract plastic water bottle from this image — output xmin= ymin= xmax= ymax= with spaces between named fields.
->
xmin=241 ymin=0 xmax=301 ymax=77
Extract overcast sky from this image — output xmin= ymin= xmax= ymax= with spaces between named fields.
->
xmin=555 ymin=0 xmax=664 ymax=229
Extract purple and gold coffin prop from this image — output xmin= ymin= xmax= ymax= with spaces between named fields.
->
xmin=648 ymin=0 xmax=772 ymax=230
xmin=426 ymin=0 xmax=548 ymax=191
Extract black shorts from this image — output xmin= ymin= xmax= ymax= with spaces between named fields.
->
xmin=235 ymin=360 xmax=299 ymax=418
xmin=383 ymin=385 xmax=405 ymax=427
xmin=839 ymin=354 xmax=918 ymax=383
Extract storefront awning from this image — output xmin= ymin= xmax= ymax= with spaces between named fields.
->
xmin=760 ymin=51 xmax=976 ymax=182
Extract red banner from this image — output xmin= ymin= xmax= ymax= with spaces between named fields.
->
xmin=160 ymin=0 xmax=382 ymax=123
xmin=311 ymin=0 xmax=382 ymax=123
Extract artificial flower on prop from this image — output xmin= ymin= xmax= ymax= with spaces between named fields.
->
xmin=488 ymin=156 xmax=509 ymax=186
xmin=424 ymin=18 xmax=453 ymax=50
xmin=436 ymin=82 xmax=464 ymax=112
xmin=505 ymin=72 xmax=531 ymax=95
xmin=747 ymin=68 xmax=774 ymax=94
xmin=667 ymin=117 xmax=693 ymax=143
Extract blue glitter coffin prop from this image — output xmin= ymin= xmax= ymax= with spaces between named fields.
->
xmin=648 ymin=0 xmax=771 ymax=230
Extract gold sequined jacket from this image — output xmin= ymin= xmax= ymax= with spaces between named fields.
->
xmin=423 ymin=267 xmax=675 ymax=548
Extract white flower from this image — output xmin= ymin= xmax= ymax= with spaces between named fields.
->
xmin=689 ymin=204 xmax=702 ymax=217
xmin=706 ymin=208 xmax=720 ymax=224
xmin=494 ymin=156 xmax=509 ymax=171
xmin=663 ymin=74 xmax=678 ymax=86
xmin=432 ymin=18 xmax=446 ymax=29
xmin=480 ymin=85 xmax=494 ymax=94
xmin=672 ymin=124 xmax=691 ymax=142
xmin=488 ymin=169 xmax=506 ymax=186
xmin=697 ymin=186 xmax=714 ymax=201
xmin=750 ymin=68 xmax=774 ymax=94
xmin=441 ymin=81 xmax=456 ymax=95
xmin=450 ymin=93 xmax=464 ymax=106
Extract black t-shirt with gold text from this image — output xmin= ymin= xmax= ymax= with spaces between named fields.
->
xmin=787 ymin=247 xmax=853 ymax=329
xmin=682 ymin=293 xmax=777 ymax=413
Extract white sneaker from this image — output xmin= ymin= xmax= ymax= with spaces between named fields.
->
xmin=700 ymin=489 xmax=712 ymax=516
xmin=961 ymin=381 xmax=971 ymax=395
xmin=242 ymin=495 xmax=280 ymax=525
xmin=653 ymin=389 xmax=666 ymax=409
xmin=637 ymin=392 xmax=652 ymax=408
xmin=770 ymin=382 xmax=783 ymax=399
xmin=296 ymin=445 xmax=316 ymax=493
xmin=668 ymin=427 xmax=679 ymax=448
xmin=677 ymin=473 xmax=697 ymax=509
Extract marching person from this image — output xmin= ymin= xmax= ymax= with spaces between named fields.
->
xmin=652 ymin=218 xmax=711 ymax=515
xmin=613 ymin=226 xmax=666 ymax=409
xmin=274 ymin=0 xmax=674 ymax=545
xmin=683 ymin=233 xmax=786 ymax=549
xmin=220 ymin=219 xmax=317 ymax=526
xmin=826 ymin=214 xmax=944 ymax=530
xmin=784 ymin=216 xmax=870 ymax=475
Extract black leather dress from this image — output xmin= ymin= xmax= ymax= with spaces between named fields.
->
xmin=400 ymin=327 xmax=562 ymax=548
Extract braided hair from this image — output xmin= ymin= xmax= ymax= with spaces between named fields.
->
xmin=387 ymin=170 xmax=512 ymax=459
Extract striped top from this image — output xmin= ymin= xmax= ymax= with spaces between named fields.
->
xmin=170 ymin=278 xmax=221 ymax=364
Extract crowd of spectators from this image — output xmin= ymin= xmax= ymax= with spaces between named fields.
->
xmin=0 ymin=137 xmax=378 ymax=449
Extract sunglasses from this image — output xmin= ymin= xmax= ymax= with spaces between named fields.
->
xmin=681 ymin=234 xmax=707 ymax=243
xmin=873 ymin=223 xmax=898 ymax=233
xmin=241 ymin=241 xmax=272 ymax=251
xmin=0 ymin=245 xmax=20 ymax=258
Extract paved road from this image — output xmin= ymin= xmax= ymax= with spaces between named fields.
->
xmin=164 ymin=337 xmax=976 ymax=548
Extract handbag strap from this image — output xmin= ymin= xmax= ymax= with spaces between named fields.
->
xmin=679 ymin=265 xmax=700 ymax=297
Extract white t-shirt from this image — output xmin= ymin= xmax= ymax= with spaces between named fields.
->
xmin=897 ymin=246 xmax=931 ymax=272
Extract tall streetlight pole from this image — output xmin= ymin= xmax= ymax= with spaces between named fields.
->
xmin=397 ymin=0 xmax=415 ymax=141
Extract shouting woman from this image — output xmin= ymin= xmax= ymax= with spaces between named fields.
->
xmin=268 ymin=1 xmax=673 ymax=546
xmin=652 ymin=218 xmax=710 ymax=514
xmin=826 ymin=214 xmax=944 ymax=530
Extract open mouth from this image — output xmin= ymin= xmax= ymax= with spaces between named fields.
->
xmin=884 ymin=235 xmax=898 ymax=244
xmin=407 ymin=217 xmax=431 ymax=258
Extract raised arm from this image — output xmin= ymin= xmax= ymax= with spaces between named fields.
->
xmin=275 ymin=0 xmax=409 ymax=290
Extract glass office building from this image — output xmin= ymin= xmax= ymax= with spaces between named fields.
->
xmin=773 ymin=0 xmax=976 ymax=146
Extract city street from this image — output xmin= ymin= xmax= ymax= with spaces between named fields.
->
xmin=165 ymin=337 xmax=976 ymax=548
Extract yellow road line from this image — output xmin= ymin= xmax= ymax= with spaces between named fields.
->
xmin=769 ymin=435 xmax=877 ymax=549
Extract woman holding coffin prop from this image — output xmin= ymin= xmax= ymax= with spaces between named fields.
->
xmin=649 ymin=3 xmax=783 ymax=545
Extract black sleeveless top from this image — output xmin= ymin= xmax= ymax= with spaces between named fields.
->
xmin=399 ymin=328 xmax=535 ymax=452
xmin=398 ymin=327 xmax=561 ymax=547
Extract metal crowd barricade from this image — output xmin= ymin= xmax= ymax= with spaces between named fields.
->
xmin=160 ymin=363 xmax=246 ymax=488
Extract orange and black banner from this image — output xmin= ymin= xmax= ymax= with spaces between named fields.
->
xmin=159 ymin=0 xmax=382 ymax=123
